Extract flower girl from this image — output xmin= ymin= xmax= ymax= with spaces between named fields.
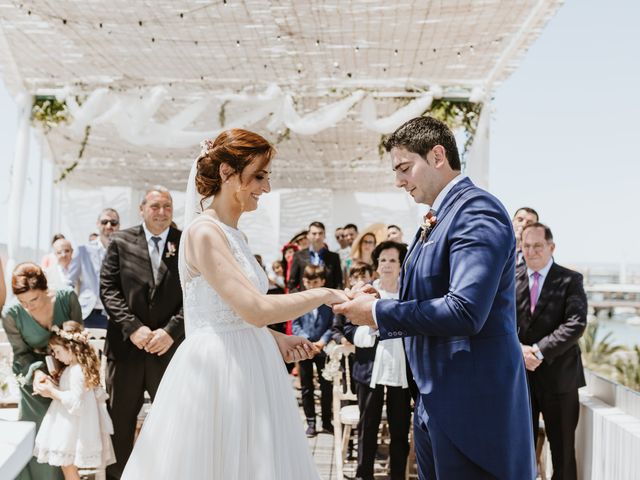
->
xmin=34 ymin=321 xmax=115 ymax=480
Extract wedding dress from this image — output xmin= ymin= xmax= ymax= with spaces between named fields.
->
xmin=121 ymin=215 xmax=320 ymax=479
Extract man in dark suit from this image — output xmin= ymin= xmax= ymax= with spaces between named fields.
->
xmin=287 ymin=221 xmax=343 ymax=291
xmin=100 ymin=186 xmax=184 ymax=480
xmin=517 ymin=222 xmax=587 ymax=480
xmin=336 ymin=116 xmax=536 ymax=479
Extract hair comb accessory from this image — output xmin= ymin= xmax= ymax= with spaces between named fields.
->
xmin=200 ymin=139 xmax=215 ymax=156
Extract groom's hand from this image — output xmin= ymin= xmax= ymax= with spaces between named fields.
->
xmin=333 ymin=293 xmax=377 ymax=328
xmin=345 ymin=281 xmax=380 ymax=300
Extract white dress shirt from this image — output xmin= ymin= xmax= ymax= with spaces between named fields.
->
xmin=354 ymin=281 xmax=408 ymax=388
xmin=142 ymin=223 xmax=170 ymax=280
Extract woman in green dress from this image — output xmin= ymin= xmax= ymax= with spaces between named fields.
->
xmin=1 ymin=262 xmax=83 ymax=480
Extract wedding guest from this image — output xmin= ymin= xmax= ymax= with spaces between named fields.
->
xmin=0 ymin=258 xmax=6 ymax=312
xmin=281 ymin=242 xmax=300 ymax=290
xmin=268 ymin=261 xmax=286 ymax=293
xmin=41 ymin=234 xmax=66 ymax=270
xmin=335 ymin=226 xmax=352 ymax=274
xmin=344 ymin=241 xmax=411 ymax=480
xmin=292 ymin=265 xmax=334 ymax=437
xmin=34 ymin=321 xmax=115 ymax=477
xmin=287 ymin=221 xmax=342 ymax=292
xmin=45 ymin=237 xmax=74 ymax=291
xmin=68 ymin=208 xmax=121 ymax=328
xmin=351 ymin=225 xmax=383 ymax=267
xmin=343 ymin=223 xmax=358 ymax=247
xmin=517 ymin=223 xmax=587 ymax=480
xmin=88 ymin=233 xmax=98 ymax=242
xmin=1 ymin=262 xmax=82 ymax=480
xmin=386 ymin=224 xmax=404 ymax=244
xmin=290 ymin=230 xmax=310 ymax=250
xmin=267 ymin=261 xmax=287 ymax=335
xmin=331 ymin=262 xmax=374 ymax=347
xmin=512 ymin=207 xmax=539 ymax=266
xmin=100 ymin=186 xmax=184 ymax=480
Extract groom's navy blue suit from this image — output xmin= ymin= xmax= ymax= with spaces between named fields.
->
xmin=375 ymin=177 xmax=536 ymax=479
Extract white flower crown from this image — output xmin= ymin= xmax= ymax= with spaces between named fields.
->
xmin=51 ymin=325 xmax=90 ymax=344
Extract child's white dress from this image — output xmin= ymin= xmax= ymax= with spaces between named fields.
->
xmin=34 ymin=363 xmax=115 ymax=468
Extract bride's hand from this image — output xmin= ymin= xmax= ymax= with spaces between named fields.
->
xmin=324 ymin=288 xmax=349 ymax=306
xmin=275 ymin=334 xmax=321 ymax=363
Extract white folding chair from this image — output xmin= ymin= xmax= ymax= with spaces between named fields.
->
xmin=325 ymin=343 xmax=358 ymax=480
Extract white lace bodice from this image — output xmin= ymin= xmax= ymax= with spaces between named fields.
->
xmin=179 ymin=216 xmax=269 ymax=336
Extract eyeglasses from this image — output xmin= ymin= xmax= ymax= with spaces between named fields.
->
xmin=522 ymin=243 xmax=547 ymax=252
xmin=100 ymin=219 xmax=119 ymax=226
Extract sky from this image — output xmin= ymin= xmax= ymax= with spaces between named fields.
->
xmin=1 ymin=0 xmax=639 ymax=266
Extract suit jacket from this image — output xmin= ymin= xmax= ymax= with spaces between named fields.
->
xmin=516 ymin=262 xmax=587 ymax=393
xmin=68 ymin=240 xmax=105 ymax=319
xmin=287 ymin=248 xmax=343 ymax=291
xmin=375 ymin=177 xmax=536 ymax=480
xmin=100 ymin=225 xmax=184 ymax=361
xmin=292 ymin=304 xmax=334 ymax=344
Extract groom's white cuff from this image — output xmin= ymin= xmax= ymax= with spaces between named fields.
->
xmin=371 ymin=299 xmax=379 ymax=328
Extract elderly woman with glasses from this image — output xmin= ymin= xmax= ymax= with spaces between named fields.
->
xmin=2 ymin=262 xmax=82 ymax=480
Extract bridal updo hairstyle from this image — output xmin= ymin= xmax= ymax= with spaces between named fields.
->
xmin=196 ymin=129 xmax=276 ymax=200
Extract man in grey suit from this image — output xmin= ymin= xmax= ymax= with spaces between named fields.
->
xmin=69 ymin=207 xmax=120 ymax=328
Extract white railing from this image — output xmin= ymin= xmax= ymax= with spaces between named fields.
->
xmin=576 ymin=369 xmax=640 ymax=479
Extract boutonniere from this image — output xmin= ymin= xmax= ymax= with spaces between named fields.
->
xmin=420 ymin=209 xmax=437 ymax=242
xmin=165 ymin=242 xmax=177 ymax=258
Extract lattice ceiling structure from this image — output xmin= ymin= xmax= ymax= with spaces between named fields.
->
xmin=0 ymin=0 xmax=562 ymax=191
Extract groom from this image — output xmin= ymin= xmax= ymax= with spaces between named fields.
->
xmin=335 ymin=117 xmax=536 ymax=479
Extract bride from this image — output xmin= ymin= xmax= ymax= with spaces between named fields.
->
xmin=121 ymin=129 xmax=346 ymax=479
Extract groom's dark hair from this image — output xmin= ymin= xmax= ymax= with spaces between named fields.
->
xmin=383 ymin=116 xmax=461 ymax=170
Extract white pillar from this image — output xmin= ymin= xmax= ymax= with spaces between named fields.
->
xmin=465 ymin=102 xmax=491 ymax=190
xmin=6 ymin=93 xmax=33 ymax=279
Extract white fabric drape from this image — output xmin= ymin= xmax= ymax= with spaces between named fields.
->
xmin=62 ymin=84 xmax=446 ymax=148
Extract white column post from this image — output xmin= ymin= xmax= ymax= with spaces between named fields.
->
xmin=6 ymin=93 xmax=33 ymax=279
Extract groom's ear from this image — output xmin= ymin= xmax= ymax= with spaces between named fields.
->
xmin=431 ymin=145 xmax=447 ymax=168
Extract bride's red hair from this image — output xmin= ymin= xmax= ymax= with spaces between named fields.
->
xmin=195 ymin=129 xmax=275 ymax=200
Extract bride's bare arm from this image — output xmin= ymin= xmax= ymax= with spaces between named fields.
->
xmin=186 ymin=221 xmax=346 ymax=328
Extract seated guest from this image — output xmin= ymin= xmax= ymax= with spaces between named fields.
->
xmin=344 ymin=241 xmax=411 ymax=480
xmin=44 ymin=237 xmax=74 ymax=291
xmin=2 ymin=262 xmax=82 ymax=480
xmin=292 ymin=265 xmax=334 ymax=437
xmin=287 ymin=221 xmax=342 ymax=292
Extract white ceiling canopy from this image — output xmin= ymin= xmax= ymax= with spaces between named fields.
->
xmin=0 ymin=0 xmax=562 ymax=191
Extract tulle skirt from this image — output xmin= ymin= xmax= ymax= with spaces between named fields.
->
xmin=121 ymin=325 xmax=320 ymax=480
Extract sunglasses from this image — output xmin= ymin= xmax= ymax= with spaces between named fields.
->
xmin=100 ymin=219 xmax=119 ymax=226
